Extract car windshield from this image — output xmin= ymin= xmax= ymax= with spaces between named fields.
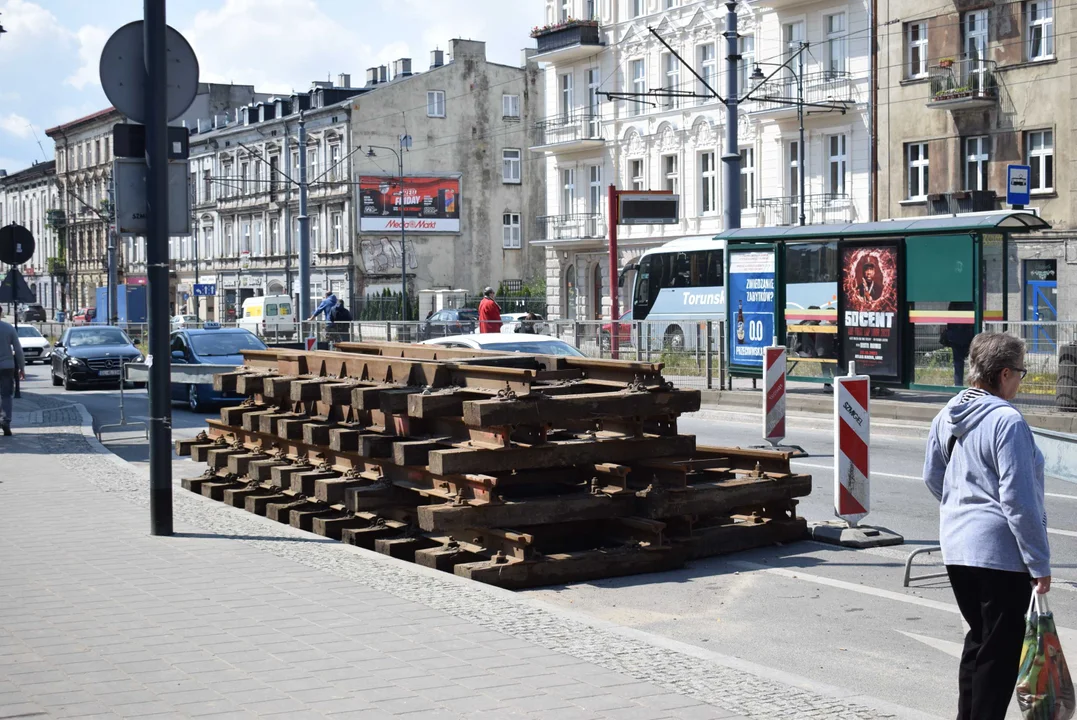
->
xmin=190 ymin=332 xmax=267 ymax=357
xmin=459 ymin=309 xmax=478 ymax=320
xmin=68 ymin=329 xmax=131 ymax=347
xmin=480 ymin=340 xmax=584 ymax=357
xmin=16 ymin=327 xmax=43 ymax=338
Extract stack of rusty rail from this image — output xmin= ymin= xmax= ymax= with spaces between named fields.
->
xmin=176 ymin=341 xmax=811 ymax=589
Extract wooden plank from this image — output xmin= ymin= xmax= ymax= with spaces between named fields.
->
xmin=227 ymin=453 xmax=270 ymax=477
xmin=258 ymin=412 xmax=294 ymax=435
xmin=678 ymin=516 xmax=808 ymax=561
xmin=223 ymin=484 xmax=273 ymax=509
xmin=190 ymin=442 xmax=221 ymax=464
xmin=175 ymin=437 xmax=204 ymax=457
xmin=181 ymin=474 xmax=217 ymax=494
xmin=289 ymin=505 xmax=335 ymax=532
xmin=454 ymin=546 xmax=683 ymax=590
xmin=213 ymin=370 xmax=248 ymax=394
xmin=407 ymin=391 xmax=472 ymax=419
xmin=301 ymin=421 xmax=336 ymax=447
xmin=341 ymin=522 xmax=407 ymax=550
xmin=352 ymin=385 xmax=397 ymax=411
xmin=248 ymin=459 xmax=289 ymax=482
xmin=374 ymin=536 xmax=441 ymax=561
xmin=291 ymin=377 xmax=337 ymax=403
xmin=328 ymin=427 xmax=362 ymax=453
xmin=290 ymin=470 xmax=340 ymax=497
xmin=206 ymin=447 xmax=244 ymax=471
xmin=380 ymin=388 xmax=419 ymax=415
xmin=220 ymin=405 xmax=264 ymax=427
xmin=242 ymin=410 xmax=278 ymax=432
xmin=344 ymin=483 xmax=416 ymax=513
xmin=415 ymin=543 xmax=484 ymax=573
xmin=276 ymin=417 xmax=310 ymax=441
xmin=201 ymin=479 xmax=243 ymax=502
xmin=462 ymin=389 xmax=700 ymax=428
xmin=264 ymin=376 xmax=299 ymax=399
xmin=312 ymin=515 xmax=370 ymax=541
xmin=638 ymin=475 xmax=812 ymax=519
xmin=245 ymin=491 xmax=288 ymax=516
xmin=270 ymin=464 xmax=314 ymax=488
xmin=236 ymin=372 xmax=275 ymax=396
xmin=393 ymin=437 xmax=453 ymax=467
xmin=417 ymin=492 xmax=637 ymax=532
xmin=428 ymin=434 xmax=696 ymax=476
xmin=313 ymin=475 xmax=368 ymax=505
xmin=265 ymin=499 xmax=308 ymax=524
xmin=322 ymin=380 xmax=362 ymax=406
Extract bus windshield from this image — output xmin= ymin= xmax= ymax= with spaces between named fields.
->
xmin=632 ymin=248 xmax=724 ymax=320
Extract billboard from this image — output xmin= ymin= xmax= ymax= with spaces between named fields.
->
xmin=359 ymin=175 xmax=460 ymax=233
xmin=728 ymin=250 xmax=776 ymax=368
xmin=838 ymin=243 xmax=902 ymax=381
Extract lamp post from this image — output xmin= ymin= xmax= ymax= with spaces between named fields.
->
xmin=750 ymin=43 xmax=807 ymax=226
xmin=365 ymin=134 xmax=412 ymax=321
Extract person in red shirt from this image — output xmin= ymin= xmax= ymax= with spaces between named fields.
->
xmin=477 ymin=287 xmax=502 ymax=333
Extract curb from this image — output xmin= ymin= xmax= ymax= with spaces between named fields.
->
xmin=68 ymin=401 xmax=943 ymax=720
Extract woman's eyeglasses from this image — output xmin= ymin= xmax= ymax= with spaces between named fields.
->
xmin=1011 ymin=367 xmax=1029 ymax=380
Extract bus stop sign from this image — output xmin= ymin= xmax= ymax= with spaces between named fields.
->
xmin=1007 ymin=165 xmax=1031 ymax=207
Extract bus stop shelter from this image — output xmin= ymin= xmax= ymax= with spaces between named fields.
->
xmin=716 ymin=211 xmax=1050 ymax=390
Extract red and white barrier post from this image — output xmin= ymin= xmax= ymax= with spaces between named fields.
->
xmin=762 ymin=343 xmax=786 ymax=447
xmin=834 ymin=361 xmax=870 ymax=526
xmin=305 ymin=336 xmax=317 ymax=351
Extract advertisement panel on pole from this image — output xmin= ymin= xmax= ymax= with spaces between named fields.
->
xmin=359 ymin=175 xmax=460 ymax=233
xmin=728 ymin=249 xmax=776 ymax=369
xmin=838 ymin=242 xmax=903 ymax=382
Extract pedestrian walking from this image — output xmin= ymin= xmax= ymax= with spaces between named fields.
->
xmin=923 ymin=332 xmax=1050 ymax=720
xmin=940 ymin=302 xmax=975 ymax=387
xmin=308 ymin=291 xmax=338 ymax=322
xmin=328 ymin=302 xmax=352 ymax=344
xmin=0 ymin=307 xmax=26 ymax=437
xmin=477 ymin=287 xmax=502 ymax=333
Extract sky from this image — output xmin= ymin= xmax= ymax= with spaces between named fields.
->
xmin=0 ymin=0 xmax=544 ymax=173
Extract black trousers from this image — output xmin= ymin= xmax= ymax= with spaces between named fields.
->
xmin=946 ymin=564 xmax=1033 ymax=720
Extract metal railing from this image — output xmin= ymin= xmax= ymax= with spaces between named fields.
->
xmin=533 ymin=21 xmax=603 ymax=55
xmin=756 ymin=193 xmax=852 ymax=226
xmin=532 ymin=110 xmax=603 ymax=147
xmin=535 ymin=213 xmax=605 ymax=243
xmin=929 ymin=57 xmax=997 ymax=104
xmin=748 ymin=70 xmax=856 ymax=112
xmin=984 ymin=321 xmax=1077 ymax=413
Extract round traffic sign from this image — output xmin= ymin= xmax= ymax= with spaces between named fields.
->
xmin=99 ymin=20 xmax=200 ymax=124
xmin=0 ymin=225 xmax=35 ymax=265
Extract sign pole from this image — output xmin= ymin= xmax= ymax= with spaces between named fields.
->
xmin=144 ymin=0 xmax=173 ymax=536
xmin=608 ymin=184 xmax=619 ymax=360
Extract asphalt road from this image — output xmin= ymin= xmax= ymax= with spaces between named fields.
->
xmin=21 ymin=361 xmax=1077 ymax=719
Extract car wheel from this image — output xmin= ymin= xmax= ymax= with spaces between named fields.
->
xmin=664 ymin=326 xmax=685 ymax=353
xmin=63 ymin=369 xmax=78 ymax=391
xmin=51 ymin=367 xmax=62 ymax=386
xmin=188 ymin=384 xmax=205 ymax=412
xmin=600 ymin=331 xmax=611 ymax=352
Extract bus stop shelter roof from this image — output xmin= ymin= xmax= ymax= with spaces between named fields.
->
xmin=715 ymin=211 xmax=1050 ymax=242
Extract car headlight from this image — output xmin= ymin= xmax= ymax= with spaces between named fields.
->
xmin=67 ymin=357 xmax=87 ymax=367
xmin=132 ymin=354 xmax=144 ymax=363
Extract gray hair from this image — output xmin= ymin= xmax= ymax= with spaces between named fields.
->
xmin=967 ymin=332 xmax=1025 ymax=392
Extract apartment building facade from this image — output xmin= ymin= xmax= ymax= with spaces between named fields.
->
xmin=533 ymin=0 xmax=870 ymax=321
xmin=0 ymin=161 xmax=60 ymax=313
xmin=878 ymin=0 xmax=1071 ymax=322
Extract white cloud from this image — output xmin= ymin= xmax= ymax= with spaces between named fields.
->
xmin=0 ymin=112 xmax=33 ymax=138
xmin=0 ymin=0 xmax=66 ymax=54
xmin=64 ymin=25 xmax=110 ymax=90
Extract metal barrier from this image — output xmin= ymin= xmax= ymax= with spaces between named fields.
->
xmin=985 ymin=321 xmax=1077 ymax=413
xmin=97 ymin=359 xmax=147 ymax=442
xmin=902 ymin=546 xmax=947 ymax=587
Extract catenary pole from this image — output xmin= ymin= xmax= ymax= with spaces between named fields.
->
xmin=398 ymin=148 xmax=406 ymax=321
xmin=298 ymin=112 xmax=311 ymax=321
xmin=722 ymin=0 xmax=741 ymax=231
xmin=144 ymin=0 xmax=173 ymax=536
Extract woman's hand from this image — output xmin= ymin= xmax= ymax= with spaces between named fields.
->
xmin=1034 ymin=576 xmax=1051 ymax=594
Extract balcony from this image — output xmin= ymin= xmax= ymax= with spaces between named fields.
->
xmin=755 ymin=194 xmax=853 ymax=226
xmin=927 ymin=190 xmax=999 ymax=215
xmin=531 ymin=214 xmax=606 ymax=249
xmin=928 ymin=58 xmax=998 ymax=109
xmin=530 ymin=111 xmax=605 ymax=154
xmin=531 ymin=20 xmax=604 ymax=63
xmin=746 ymin=71 xmax=857 ymax=118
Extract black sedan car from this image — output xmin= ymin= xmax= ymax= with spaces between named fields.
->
xmin=51 ymin=326 xmax=144 ymax=390
xmin=19 ymin=304 xmax=47 ymax=322
xmin=418 ymin=308 xmax=479 ymax=340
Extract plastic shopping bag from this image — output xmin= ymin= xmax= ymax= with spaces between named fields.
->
xmin=1017 ymin=592 xmax=1076 ymax=720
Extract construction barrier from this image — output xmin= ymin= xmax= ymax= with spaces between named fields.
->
xmin=763 ymin=344 xmax=786 ymax=446
xmin=834 ymin=362 xmax=870 ymax=525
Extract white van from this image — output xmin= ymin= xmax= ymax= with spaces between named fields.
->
xmin=239 ymin=295 xmax=295 ymax=338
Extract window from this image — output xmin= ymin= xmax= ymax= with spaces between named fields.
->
xmin=586 ymin=69 xmax=601 ymax=135
xmin=502 ymin=213 xmax=521 ymax=249
xmin=697 ymin=44 xmax=716 ymax=105
xmin=907 ymin=22 xmax=928 ymax=78
xmin=1028 ymin=0 xmax=1054 ymax=60
xmin=663 ymin=155 xmax=678 ymax=194
xmin=221 ymin=162 xmax=233 ymax=197
xmin=427 ymin=90 xmax=446 ymax=118
xmin=828 ymin=134 xmax=847 ymax=195
xmin=329 ymin=144 xmax=341 ymax=181
xmin=561 ymin=168 xmax=576 ymax=214
xmin=203 ymin=170 xmax=212 ymax=201
xmin=560 ymin=0 xmax=570 ymax=22
xmin=588 ymin=165 xmax=603 ymax=214
xmin=269 ymin=155 xmax=279 ymax=192
xmin=252 ymin=162 xmax=261 ymax=191
xmin=787 ymin=141 xmax=800 ymax=197
xmin=502 ymin=149 xmax=522 ymax=183
xmin=906 ymin=142 xmax=929 ymax=199
xmin=662 ymin=52 xmax=680 ymax=109
xmin=560 ymin=73 xmax=574 ymax=120
xmin=784 ymin=22 xmax=805 ymax=89
xmin=738 ymin=35 xmax=755 ymax=93
xmin=630 ymin=59 xmax=646 ymax=116
xmin=630 ymin=159 xmax=644 ymax=191
xmin=104 ymin=138 xmax=110 ymax=161
xmin=94 ymin=140 xmax=101 ymax=165
xmin=700 ymin=151 xmax=717 ymax=215
xmin=240 ymin=162 xmax=249 ymax=195
xmin=292 ymin=151 xmax=300 ymax=181
xmin=964 ymin=136 xmax=989 ymax=191
xmin=225 ymin=223 xmax=234 ymax=255
xmin=270 ymin=218 xmax=280 ymax=255
xmin=254 ymin=221 xmax=264 ymax=255
xmin=241 ymin=221 xmax=251 ymax=253
xmin=332 ymin=212 xmax=343 ymax=251
xmin=964 ymin=10 xmax=988 ymax=61
xmin=308 ymin=147 xmax=319 ymax=183
xmin=665 ymin=0 xmax=677 ymax=7
xmin=740 ymin=148 xmax=755 ymax=210
xmin=632 ymin=0 xmax=644 ymax=17
xmin=311 ymin=215 xmax=320 ymax=251
xmin=1028 ymin=130 xmax=1054 ymax=192
xmin=503 ymin=94 xmax=521 ymax=118
xmin=825 ymin=13 xmax=846 ymax=76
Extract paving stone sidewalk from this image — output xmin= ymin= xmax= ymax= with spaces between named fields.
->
xmin=0 ymin=393 xmax=908 ymax=719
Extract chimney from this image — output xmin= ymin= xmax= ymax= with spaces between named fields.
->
xmin=365 ymin=67 xmax=379 ymax=86
xmin=311 ymin=80 xmax=332 ymax=89
xmin=378 ymin=65 xmax=388 ymax=83
xmin=392 ymin=58 xmax=412 ymax=80
xmin=337 ymin=73 xmax=351 ymax=88
xmin=430 ymin=49 xmax=444 ymax=69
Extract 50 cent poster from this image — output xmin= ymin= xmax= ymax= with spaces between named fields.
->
xmin=838 ymin=243 xmax=902 ymax=381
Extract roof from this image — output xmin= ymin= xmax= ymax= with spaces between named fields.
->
xmin=45 ymin=107 xmax=120 ymax=138
xmin=714 ymin=211 xmax=1051 ymax=242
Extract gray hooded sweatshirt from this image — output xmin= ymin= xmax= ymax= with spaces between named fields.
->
xmin=923 ymin=388 xmax=1050 ymax=578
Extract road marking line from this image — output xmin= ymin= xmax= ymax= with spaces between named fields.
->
xmin=792 ymin=460 xmax=923 ymax=481
xmin=1048 ymin=527 xmax=1077 ymax=538
xmin=895 ymin=630 xmax=963 ymax=659
xmin=1046 ymin=492 xmax=1077 ymax=501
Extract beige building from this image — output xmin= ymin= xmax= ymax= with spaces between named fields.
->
xmin=0 ymin=161 xmax=60 ymax=314
xmin=878 ymin=0 xmax=1070 ymax=321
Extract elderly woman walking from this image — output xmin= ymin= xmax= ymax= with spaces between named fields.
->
xmin=923 ymin=332 xmax=1051 ymax=720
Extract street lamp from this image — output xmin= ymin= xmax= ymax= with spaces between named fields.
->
xmin=365 ymin=134 xmax=412 ymax=321
xmin=749 ymin=47 xmax=807 ymax=227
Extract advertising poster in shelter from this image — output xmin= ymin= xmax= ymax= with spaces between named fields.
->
xmin=728 ymin=250 xmax=776 ymax=368
xmin=838 ymin=243 xmax=902 ymax=381
xmin=359 ymin=176 xmax=460 ymax=232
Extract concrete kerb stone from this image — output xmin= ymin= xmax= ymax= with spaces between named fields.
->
xmin=55 ymin=398 xmax=942 ymax=720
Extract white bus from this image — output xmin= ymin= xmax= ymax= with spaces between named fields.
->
xmin=621 ymin=235 xmax=726 ymax=351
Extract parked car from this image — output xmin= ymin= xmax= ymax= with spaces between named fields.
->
xmin=170 ymin=314 xmax=200 ymax=330
xmin=169 ymin=326 xmax=267 ymax=412
xmin=51 ymin=326 xmax=143 ymax=390
xmin=238 ymin=295 xmax=295 ymax=338
xmin=70 ymin=307 xmax=96 ymax=325
xmin=418 ymin=308 xmax=479 ymax=340
xmin=16 ymin=326 xmax=51 ymax=364
xmin=499 ymin=312 xmax=550 ymax=335
xmin=600 ymin=310 xmax=634 ymax=351
xmin=18 ymin=304 xmax=47 ymax=322
xmin=420 ymin=333 xmax=585 ymax=357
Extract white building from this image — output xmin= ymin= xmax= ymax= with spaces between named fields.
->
xmin=532 ymin=0 xmax=870 ymax=321
xmin=0 ymin=161 xmax=60 ymax=313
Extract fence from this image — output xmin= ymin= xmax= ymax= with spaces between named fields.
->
xmin=984 ymin=321 xmax=1077 ymax=413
